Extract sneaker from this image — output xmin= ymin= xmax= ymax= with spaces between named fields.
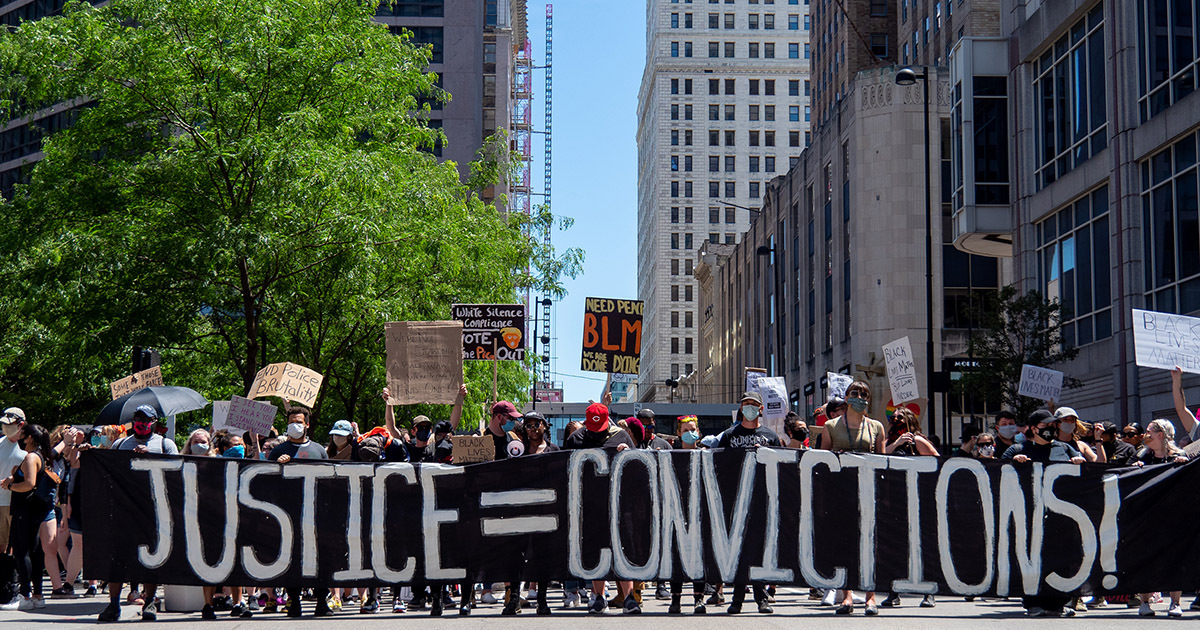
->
xmin=98 ymin=601 xmax=121 ymax=622
xmin=329 ymin=597 xmax=342 ymax=612
xmin=201 ymin=604 xmax=216 ymax=620
xmin=213 ymin=595 xmax=232 ymax=611
xmin=758 ymin=601 xmax=774 ymax=614
xmin=693 ymin=601 xmax=706 ymax=615
xmin=622 ymin=594 xmax=641 ymax=614
xmin=17 ymin=596 xmax=33 ymax=611
xmin=821 ymin=589 xmax=838 ymax=606
xmin=32 ymin=596 xmax=46 ymax=609
xmin=1191 ymin=595 xmax=1200 ymax=611
xmin=85 ymin=585 xmax=98 ymax=598
xmin=247 ymin=596 xmax=261 ymax=611
xmin=727 ymin=602 xmax=742 ymax=614
xmin=142 ymin=600 xmax=157 ymax=621
xmin=459 ymin=605 xmax=471 ymax=616
xmin=0 ymin=598 xmax=20 ymax=612
xmin=314 ymin=601 xmax=333 ymax=617
xmin=52 ymin=584 xmax=76 ymax=599
xmin=668 ymin=595 xmax=682 ymax=615
xmin=706 ymin=591 xmax=724 ymax=606
xmin=536 ymin=602 xmax=551 ymax=616
xmin=589 ymin=594 xmax=608 ymax=615
xmin=881 ymin=593 xmax=901 ymax=607
xmin=1168 ymin=604 xmax=1183 ymax=617
xmin=262 ymin=598 xmax=277 ymax=614
xmin=563 ymin=591 xmax=578 ymax=608
xmin=864 ymin=604 xmax=879 ymax=616
xmin=835 ymin=603 xmax=853 ymax=615
xmin=1026 ymin=607 xmax=1047 ymax=617
xmin=809 ymin=588 xmax=824 ymax=600
xmin=1060 ymin=608 xmax=1075 ymax=618
xmin=1139 ymin=602 xmax=1155 ymax=617
xmin=393 ymin=600 xmax=407 ymax=613
xmin=656 ymin=584 xmax=671 ymax=600
xmin=501 ymin=597 xmax=520 ymax=616
xmin=360 ymin=597 xmax=379 ymax=614
xmin=920 ymin=594 xmax=936 ymax=608
xmin=230 ymin=603 xmax=246 ymax=617
xmin=480 ymin=592 xmax=498 ymax=605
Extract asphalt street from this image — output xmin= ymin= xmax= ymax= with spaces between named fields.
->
xmin=2 ymin=588 xmax=1196 ymax=629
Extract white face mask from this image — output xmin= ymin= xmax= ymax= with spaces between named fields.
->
xmin=192 ymin=442 xmax=210 ymax=454
xmin=741 ymin=405 xmax=760 ymax=421
xmin=332 ymin=435 xmax=348 ymax=447
xmin=286 ymin=422 xmax=306 ymax=440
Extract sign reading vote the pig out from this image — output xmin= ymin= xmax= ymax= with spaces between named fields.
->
xmin=452 ymin=304 xmax=526 ymax=361
xmin=581 ymin=297 xmax=643 ymax=375
xmin=247 ymin=362 xmax=324 ymax=408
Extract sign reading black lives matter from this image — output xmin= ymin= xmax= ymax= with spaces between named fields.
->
xmin=83 ymin=449 xmax=1200 ymax=594
xmin=581 ymin=297 xmax=643 ymax=375
xmin=451 ymin=304 xmax=526 ymax=361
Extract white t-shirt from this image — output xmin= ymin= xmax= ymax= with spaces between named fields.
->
xmin=0 ymin=438 xmax=27 ymax=508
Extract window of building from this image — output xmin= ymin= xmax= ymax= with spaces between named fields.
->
xmin=709 ymin=104 xmax=720 ymax=121
xmin=765 ymin=105 xmax=775 ymax=121
xmin=1036 ymin=185 xmax=1112 ymax=346
xmin=750 ymin=156 xmax=761 ymax=172
xmin=685 ymin=285 xmax=694 ymax=301
xmin=749 ymin=42 xmax=760 ymax=57
xmin=671 ymin=206 xmax=680 ymax=223
xmin=765 ymin=42 xmax=775 ymax=57
xmin=671 ymin=310 xmax=680 ymax=326
xmin=789 ymin=105 xmax=800 ymax=121
xmin=725 ymin=181 xmax=736 ymax=197
xmin=671 ymin=104 xmax=680 ymax=120
xmin=725 ymin=130 xmax=736 ymax=145
xmin=671 ymin=233 xmax=680 ymax=249
xmin=726 ymin=208 xmax=736 ymax=223
xmin=685 ymin=12 xmax=693 ymax=28
xmin=789 ymin=79 xmax=799 ymax=96
xmin=685 ymin=233 xmax=694 ymax=249
xmin=685 ymin=104 xmax=693 ymax=120
xmin=672 ymin=12 xmax=680 ymax=28
xmin=1033 ymin=5 xmax=1106 ymax=190
xmin=709 ymin=41 xmax=720 ymax=57
xmin=765 ymin=79 xmax=775 ymax=95
xmin=869 ymin=33 xmax=888 ymax=59
xmin=685 ymin=206 xmax=694 ymax=222
xmin=709 ymin=155 xmax=720 ymax=172
xmin=671 ymin=129 xmax=680 ymax=146
xmin=725 ymin=233 xmax=736 ymax=244
xmin=725 ymin=155 xmax=736 ymax=172
xmin=685 ymin=337 xmax=694 ymax=354
xmin=788 ymin=14 xmax=799 ymax=30
xmin=685 ymin=78 xmax=693 ymax=94
xmin=709 ymin=180 xmax=720 ymax=196
xmin=685 ymin=181 xmax=694 ymax=197
xmin=750 ymin=105 xmax=760 ymax=121
xmin=671 ymin=285 xmax=680 ymax=302
xmin=869 ymin=0 xmax=887 ymax=16
xmin=725 ymin=78 xmax=735 ymax=94
xmin=724 ymin=13 xmax=735 ymax=28
xmin=671 ymin=156 xmax=680 ymax=172
xmin=725 ymin=41 xmax=736 ymax=57
xmin=672 ymin=337 xmax=680 ymax=353
xmin=789 ymin=130 xmax=800 ymax=146
xmin=764 ymin=14 xmax=775 ymax=29
xmin=709 ymin=232 xmax=720 ymax=244
xmin=1138 ymin=0 xmax=1199 ymax=120
xmin=686 ymin=311 xmax=694 ymax=327
xmin=789 ymin=42 xmax=799 ymax=58
xmin=1143 ymin=132 xmax=1200 ymax=314
xmin=725 ymin=104 xmax=736 ymax=120
xmin=709 ymin=12 xmax=719 ymax=28
xmin=750 ymin=181 xmax=761 ymax=198
xmin=685 ymin=259 xmax=694 ymax=275
xmin=766 ymin=156 xmax=776 ymax=172
xmin=749 ymin=79 xmax=760 ymax=95
xmin=671 ymin=78 xmax=680 ymax=94
xmin=709 ymin=129 xmax=720 ymax=146
xmin=685 ymin=155 xmax=693 ymax=171
xmin=709 ymin=78 xmax=720 ymax=94
xmin=710 ymin=208 xmax=720 ymax=223
xmin=685 ymin=129 xmax=694 ymax=145
xmin=685 ymin=41 xmax=693 ymax=57
xmin=750 ymin=130 xmax=760 ymax=146
xmin=765 ymin=130 xmax=775 ymax=146
xmin=749 ymin=13 xmax=759 ymax=29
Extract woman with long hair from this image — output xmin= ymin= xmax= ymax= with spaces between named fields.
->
xmin=880 ymin=407 xmax=938 ymax=609
xmin=182 ymin=429 xmax=214 ymax=456
xmin=1 ymin=423 xmax=66 ymax=607
xmin=1134 ymin=419 xmax=1188 ymax=617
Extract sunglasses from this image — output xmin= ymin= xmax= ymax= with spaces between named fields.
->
xmin=1122 ymin=432 xmax=1139 ymax=437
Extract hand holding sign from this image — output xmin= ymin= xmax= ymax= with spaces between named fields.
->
xmin=248 ymin=362 xmax=323 ymax=407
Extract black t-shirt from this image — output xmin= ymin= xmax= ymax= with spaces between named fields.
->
xmin=717 ymin=423 xmax=782 ymax=449
xmin=1001 ymin=439 xmax=1080 ymax=463
xmin=407 ymin=440 xmax=433 ymax=463
xmin=486 ymin=428 xmax=513 ymax=460
xmin=381 ymin=439 xmax=410 ymax=463
xmin=1102 ymin=439 xmax=1137 ymax=465
xmin=563 ymin=425 xmax=636 ymax=450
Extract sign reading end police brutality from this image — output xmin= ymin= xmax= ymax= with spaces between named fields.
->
xmin=1132 ymin=308 xmax=1200 ymax=373
xmin=248 ymin=362 xmax=323 ymax=408
xmin=581 ymin=297 xmax=643 ymax=375
xmin=452 ymin=304 xmax=526 ymax=361
xmin=82 ymin=449 xmax=1200 ymax=594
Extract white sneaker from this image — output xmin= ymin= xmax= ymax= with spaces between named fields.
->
xmin=851 ymin=591 xmax=866 ymax=605
xmin=32 ymin=597 xmax=46 ymax=609
xmin=821 ymin=590 xmax=837 ymax=606
xmin=17 ymin=596 xmax=33 ymax=611
xmin=1168 ymin=604 xmax=1183 ymax=617
xmin=1139 ymin=602 xmax=1155 ymax=616
xmin=0 ymin=598 xmax=20 ymax=611
xmin=480 ymin=592 xmax=498 ymax=605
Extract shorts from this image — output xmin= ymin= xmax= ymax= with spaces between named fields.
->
xmin=0 ymin=504 xmax=10 ymax=551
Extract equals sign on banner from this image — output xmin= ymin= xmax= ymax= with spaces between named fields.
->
xmin=478 ymin=489 xmax=559 ymax=536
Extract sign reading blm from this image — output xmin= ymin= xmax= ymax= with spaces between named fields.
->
xmin=452 ymin=304 xmax=526 ymax=361
xmin=581 ymin=297 xmax=643 ymax=375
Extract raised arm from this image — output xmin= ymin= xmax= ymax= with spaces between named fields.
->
xmin=449 ymin=384 xmax=468 ymax=431
xmin=382 ymin=387 xmax=402 ymax=440
xmin=1171 ymin=366 xmax=1197 ymax=436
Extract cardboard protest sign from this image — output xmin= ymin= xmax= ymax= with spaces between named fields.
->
xmin=110 ymin=365 xmax=164 ymax=400
xmin=1018 ymin=364 xmax=1064 ymax=401
xmin=385 ymin=321 xmax=464 ymax=405
xmin=580 ymin=298 xmax=643 ymax=375
xmin=827 ymin=372 xmax=854 ymax=399
xmin=224 ymin=396 xmax=278 ymax=435
xmin=452 ymin=304 xmax=526 ymax=361
xmin=247 ymin=362 xmax=323 ymax=407
xmin=451 ymin=434 xmax=496 ymax=464
xmin=211 ymin=401 xmax=230 ymax=432
xmin=1132 ymin=308 xmax=1200 ymax=373
xmin=882 ymin=337 xmax=920 ymax=403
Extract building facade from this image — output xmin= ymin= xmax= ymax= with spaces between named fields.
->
xmin=637 ymin=0 xmax=813 ymax=403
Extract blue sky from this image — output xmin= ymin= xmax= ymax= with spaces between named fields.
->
xmin=526 ymin=2 xmax=644 ymax=401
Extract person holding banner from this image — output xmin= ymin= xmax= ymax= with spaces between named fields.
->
xmin=880 ymin=407 xmax=938 ymax=610
xmin=1169 ymin=366 xmax=1200 ymax=446
xmin=182 ymin=429 xmax=214 ymax=456
xmin=815 ymin=382 xmax=884 ymax=615
xmin=1132 ymin=419 xmax=1189 ymax=617
xmin=1052 ymin=408 xmax=1101 ymax=463
xmin=113 ymin=406 xmax=177 ymax=455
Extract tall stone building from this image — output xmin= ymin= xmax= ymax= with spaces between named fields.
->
xmin=637 ymin=0 xmax=812 ymax=403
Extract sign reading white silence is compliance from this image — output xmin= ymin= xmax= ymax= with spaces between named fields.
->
xmin=1132 ymin=308 xmax=1200 ymax=374
xmin=452 ymin=303 xmax=526 ymax=361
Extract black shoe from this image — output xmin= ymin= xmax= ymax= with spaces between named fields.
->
xmin=98 ymin=602 xmax=121 ymax=623
xmin=213 ymin=595 xmax=233 ymax=611
xmin=622 ymin=594 xmax=641 ymax=614
xmin=141 ymin=600 xmax=158 ymax=621
xmin=459 ymin=605 xmax=470 ymax=616
xmin=360 ymin=597 xmax=378 ymax=614
xmin=536 ymin=602 xmax=552 ymax=616
xmin=409 ymin=595 xmax=426 ymax=610
xmin=758 ymin=601 xmax=774 ymax=614
xmin=835 ymin=603 xmax=853 ymax=615
xmin=693 ymin=601 xmax=707 ymax=615
xmin=314 ymin=602 xmax=333 ymax=617
xmin=881 ymin=593 xmax=900 ymax=607
xmin=502 ymin=597 xmax=520 ymax=616
xmin=431 ymin=596 xmax=444 ymax=617
xmin=287 ymin=598 xmax=302 ymax=617
xmin=668 ymin=595 xmax=682 ymax=615
xmin=727 ymin=603 xmax=742 ymax=614
xmin=656 ymin=585 xmax=671 ymax=600
xmin=230 ymin=603 xmax=246 ymax=617
xmin=201 ymin=604 xmax=216 ymax=620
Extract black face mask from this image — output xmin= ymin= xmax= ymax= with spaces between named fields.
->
xmin=1036 ymin=424 xmax=1058 ymax=442
xmin=793 ymin=430 xmax=809 ymax=442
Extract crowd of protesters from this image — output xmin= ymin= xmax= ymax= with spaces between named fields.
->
xmin=1 ymin=367 xmax=1198 ymax=622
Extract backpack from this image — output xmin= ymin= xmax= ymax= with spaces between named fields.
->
xmin=356 ymin=426 xmax=393 ymax=462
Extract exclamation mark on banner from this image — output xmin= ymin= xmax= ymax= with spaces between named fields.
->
xmin=1098 ymin=474 xmax=1120 ymax=590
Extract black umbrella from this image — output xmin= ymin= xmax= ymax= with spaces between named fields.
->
xmin=97 ymin=386 xmax=209 ymax=425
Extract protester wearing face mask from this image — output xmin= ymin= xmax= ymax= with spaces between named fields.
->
xmin=113 ymin=406 xmax=178 ymax=455
xmin=993 ymin=410 xmax=1022 ymax=450
xmin=1052 ymin=407 xmax=1100 ymax=462
xmin=667 ymin=413 xmax=706 ymax=615
xmin=183 ymin=429 xmax=214 ymax=457
xmin=972 ymin=434 xmax=996 ymax=459
xmin=0 ymin=408 xmax=29 ymax=607
xmin=325 ymin=420 xmax=358 ymax=461
xmin=677 ymin=416 xmax=700 ymax=450
xmin=1132 ymin=419 xmax=1189 ymax=617
xmin=1093 ymin=421 xmax=1135 ymax=465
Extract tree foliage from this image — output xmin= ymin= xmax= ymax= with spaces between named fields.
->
xmin=0 ymin=0 xmax=578 ymax=429
xmin=958 ymin=286 xmax=1081 ymax=422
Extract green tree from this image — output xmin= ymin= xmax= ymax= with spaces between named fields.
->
xmin=958 ymin=286 xmax=1081 ymax=422
xmin=0 ymin=0 xmax=573 ymax=427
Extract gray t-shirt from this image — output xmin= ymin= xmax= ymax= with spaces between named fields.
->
xmin=114 ymin=433 xmax=178 ymax=455
xmin=268 ymin=440 xmax=328 ymax=461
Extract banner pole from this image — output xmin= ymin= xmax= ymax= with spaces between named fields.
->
xmin=492 ymin=338 xmax=499 ymax=404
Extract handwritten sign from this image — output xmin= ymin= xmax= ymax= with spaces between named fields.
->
xmin=247 ymin=362 xmax=323 ymax=407
xmin=883 ymin=337 xmax=920 ymax=403
xmin=1018 ymin=364 xmax=1064 ymax=401
xmin=745 ymin=367 xmax=768 ymax=394
xmin=212 ymin=401 xmax=230 ymax=432
xmin=827 ymin=372 xmax=854 ymax=399
xmin=452 ymin=304 xmax=526 ymax=361
xmin=451 ymin=434 xmax=495 ymax=464
xmin=110 ymin=365 xmax=164 ymax=400
xmin=224 ymin=396 xmax=278 ymax=436
xmin=581 ymin=297 xmax=643 ymax=375
xmin=385 ymin=321 xmax=464 ymax=405
xmin=755 ymin=376 xmax=789 ymax=435
xmin=1132 ymin=308 xmax=1200 ymax=373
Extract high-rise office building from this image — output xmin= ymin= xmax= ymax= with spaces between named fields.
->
xmin=637 ymin=0 xmax=811 ymax=402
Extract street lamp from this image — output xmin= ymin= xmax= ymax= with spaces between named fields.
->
xmin=895 ymin=66 xmax=936 ymax=435
xmin=531 ymin=297 xmax=553 ymax=409
xmin=756 ymin=244 xmax=786 ymax=377
xmin=665 ymin=378 xmax=679 ymax=404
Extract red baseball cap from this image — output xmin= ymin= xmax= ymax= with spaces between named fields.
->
xmin=585 ymin=403 xmax=610 ymax=432
xmin=491 ymin=401 xmax=522 ymax=419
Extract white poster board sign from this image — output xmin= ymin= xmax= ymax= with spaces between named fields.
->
xmin=212 ymin=401 xmax=230 ymax=432
xmin=225 ymin=395 xmax=278 ymax=436
xmin=882 ymin=336 xmax=920 ymax=403
xmin=1132 ymin=308 xmax=1200 ymax=373
xmin=755 ymin=376 xmax=789 ymax=437
xmin=1017 ymin=364 xmax=1064 ymax=401
xmin=827 ymin=372 xmax=854 ymax=399
xmin=745 ymin=367 xmax=767 ymax=394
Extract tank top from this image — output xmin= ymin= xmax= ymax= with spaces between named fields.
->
xmin=824 ymin=416 xmax=884 ymax=453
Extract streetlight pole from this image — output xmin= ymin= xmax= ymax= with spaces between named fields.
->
xmin=757 ymin=245 xmax=785 ymax=377
xmin=896 ymin=66 xmax=935 ymax=435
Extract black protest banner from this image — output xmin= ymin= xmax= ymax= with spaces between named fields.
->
xmin=452 ymin=303 xmax=526 ymax=361
xmin=580 ymin=297 xmax=642 ymax=375
xmin=82 ymin=449 xmax=1200 ymax=595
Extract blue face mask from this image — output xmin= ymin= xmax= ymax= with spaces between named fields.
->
xmin=682 ymin=430 xmax=700 ymax=445
xmin=90 ymin=435 xmax=102 ymax=447
xmin=223 ymin=445 xmax=245 ymax=459
xmin=502 ymin=420 xmax=518 ymax=433
xmin=259 ymin=452 xmax=267 ymax=460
